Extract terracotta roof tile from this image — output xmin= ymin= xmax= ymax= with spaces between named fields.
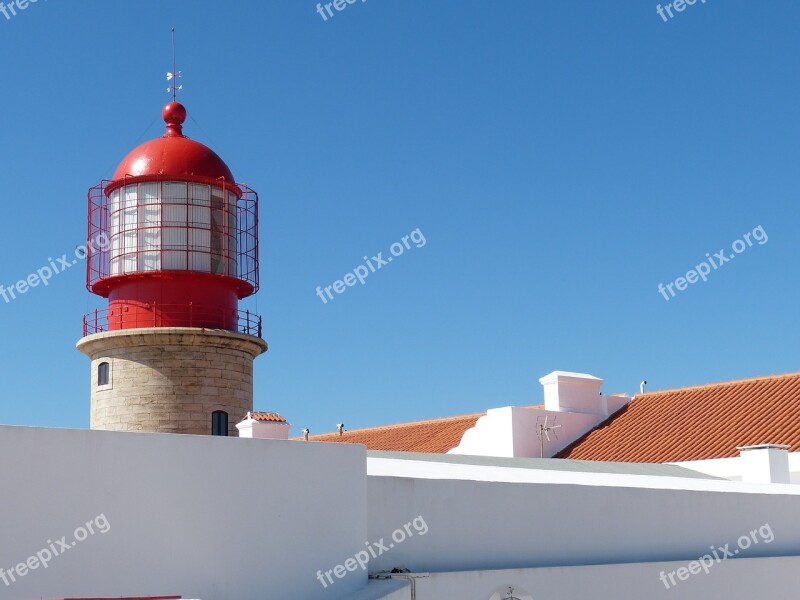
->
xmin=246 ymin=412 xmax=287 ymax=423
xmin=557 ymin=371 xmax=800 ymax=462
xmin=300 ymin=406 xmax=544 ymax=453
xmin=299 ymin=412 xmax=486 ymax=453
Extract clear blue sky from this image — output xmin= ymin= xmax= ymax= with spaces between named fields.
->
xmin=1 ymin=0 xmax=798 ymax=435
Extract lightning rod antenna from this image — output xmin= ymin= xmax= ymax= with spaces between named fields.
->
xmin=172 ymin=28 xmax=177 ymax=101
xmin=167 ymin=28 xmax=183 ymax=99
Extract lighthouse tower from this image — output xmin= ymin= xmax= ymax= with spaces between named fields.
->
xmin=77 ymin=100 xmax=267 ymax=436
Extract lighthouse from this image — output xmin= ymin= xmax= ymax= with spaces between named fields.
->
xmin=77 ymin=100 xmax=267 ymax=436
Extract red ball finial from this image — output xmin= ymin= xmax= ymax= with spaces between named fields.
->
xmin=163 ymin=101 xmax=187 ymax=137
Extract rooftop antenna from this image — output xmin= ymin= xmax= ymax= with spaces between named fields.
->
xmin=536 ymin=415 xmax=561 ymax=458
xmin=490 ymin=585 xmax=532 ymax=600
xmin=503 ymin=587 xmax=522 ymax=600
xmin=640 ymin=380 xmax=647 ymax=394
xmin=166 ymin=27 xmax=183 ymax=99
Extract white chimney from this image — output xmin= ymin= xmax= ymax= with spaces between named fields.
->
xmin=540 ymin=371 xmax=606 ymax=415
xmin=737 ymin=444 xmax=791 ymax=484
xmin=237 ymin=412 xmax=291 ymax=440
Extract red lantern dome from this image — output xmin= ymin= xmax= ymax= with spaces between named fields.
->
xmin=83 ymin=102 xmax=261 ymax=337
xmin=111 ymin=102 xmax=236 ymax=186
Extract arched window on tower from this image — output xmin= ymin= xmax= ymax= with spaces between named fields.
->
xmin=98 ymin=362 xmax=110 ymax=386
xmin=212 ymin=411 xmax=229 ymax=436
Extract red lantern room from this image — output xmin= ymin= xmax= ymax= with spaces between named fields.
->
xmin=83 ymin=101 xmax=261 ymax=336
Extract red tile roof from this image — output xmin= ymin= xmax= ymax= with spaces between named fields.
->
xmin=245 ymin=412 xmax=287 ymax=423
xmin=558 ymin=371 xmax=800 ymax=463
xmin=301 ymin=406 xmax=545 ymax=453
xmin=300 ymin=412 xmax=487 ymax=453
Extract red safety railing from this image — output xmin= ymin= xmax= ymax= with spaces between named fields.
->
xmin=83 ymin=304 xmax=262 ymax=338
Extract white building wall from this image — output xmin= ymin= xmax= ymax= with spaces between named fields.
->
xmin=347 ymin=579 xmax=409 ymax=600
xmin=450 ymin=406 xmax=606 ymax=458
xmin=363 ymin=557 xmax=800 ymax=599
xmin=6 ymin=424 xmax=800 ymax=600
xmin=450 ymin=371 xmax=630 ymax=458
xmin=0 ymin=426 xmax=367 ymax=600
xmin=450 ymin=406 xmax=515 ymax=457
xmin=365 ymin=472 xmax=800 ymax=575
xmin=673 ymin=451 xmax=800 ymax=483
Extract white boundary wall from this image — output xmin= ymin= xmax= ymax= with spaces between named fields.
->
xmin=362 ymin=557 xmax=800 ymax=599
xmin=0 ymin=426 xmax=366 ymax=600
xmin=674 ymin=452 xmax=800 ymax=483
xmin=365 ymin=467 xmax=800 ymax=575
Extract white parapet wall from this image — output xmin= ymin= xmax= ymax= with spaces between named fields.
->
xmin=449 ymin=406 xmax=605 ymax=458
xmin=0 ymin=425 xmax=367 ymax=600
xmin=673 ymin=449 xmax=800 ymax=484
xmin=362 ymin=557 xmax=800 ymax=600
xmin=364 ymin=455 xmax=800 ymax=576
xmin=449 ymin=371 xmax=630 ymax=459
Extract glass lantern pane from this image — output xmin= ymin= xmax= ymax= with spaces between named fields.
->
xmin=190 ymin=206 xmax=210 ymax=227
xmin=124 ymin=185 xmax=138 ymax=208
xmin=110 ymin=210 xmax=121 ymax=237
xmin=189 ymin=228 xmax=210 ymax=251
xmin=189 ymin=251 xmax=210 ymax=271
xmin=109 ymin=189 xmax=120 ymax=216
xmin=163 ymin=227 xmax=187 ymax=248
xmin=163 ymin=181 xmax=187 ymax=203
xmin=123 ymin=229 xmax=137 ymax=252
xmin=163 ymin=204 xmax=187 ymax=225
xmin=139 ymin=227 xmax=161 ymax=251
xmin=140 ymin=203 xmax=160 ymax=226
xmin=123 ymin=205 xmax=137 ymax=230
xmin=141 ymin=182 xmax=160 ymax=204
xmin=140 ymin=252 xmax=160 ymax=272
xmin=190 ymin=183 xmax=211 ymax=205
xmin=122 ymin=252 xmax=137 ymax=273
xmin=163 ymin=250 xmax=187 ymax=270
